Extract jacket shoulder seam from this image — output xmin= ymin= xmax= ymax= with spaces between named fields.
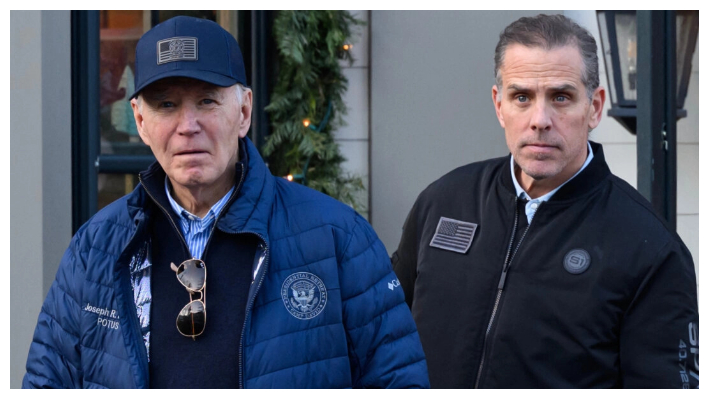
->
xmin=86 ymin=217 xmax=134 ymax=232
xmin=607 ymin=177 xmax=674 ymax=237
xmin=338 ymin=215 xmax=372 ymax=266
xmin=623 ymin=238 xmax=675 ymax=315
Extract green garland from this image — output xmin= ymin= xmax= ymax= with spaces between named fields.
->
xmin=263 ymin=11 xmax=366 ymax=212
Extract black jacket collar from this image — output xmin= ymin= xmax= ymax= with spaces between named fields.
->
xmin=499 ymin=140 xmax=611 ymax=202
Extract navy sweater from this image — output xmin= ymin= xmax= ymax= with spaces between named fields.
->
xmin=145 ymin=174 xmax=257 ymax=388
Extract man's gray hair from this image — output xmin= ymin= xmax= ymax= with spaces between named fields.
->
xmin=494 ymin=14 xmax=600 ymax=99
xmin=233 ymin=83 xmax=249 ymax=106
xmin=136 ymin=83 xmax=250 ymax=112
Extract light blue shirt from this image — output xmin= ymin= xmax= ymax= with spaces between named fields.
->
xmin=165 ymin=178 xmax=235 ymax=259
xmin=511 ymin=141 xmax=594 ymax=224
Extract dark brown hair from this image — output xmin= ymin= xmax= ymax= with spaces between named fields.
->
xmin=494 ymin=14 xmax=599 ymax=98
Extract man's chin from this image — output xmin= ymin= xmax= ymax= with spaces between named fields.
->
xmin=170 ymin=173 xmax=209 ymax=189
xmin=526 ymin=172 xmax=555 ymax=181
xmin=518 ymin=163 xmax=561 ymax=181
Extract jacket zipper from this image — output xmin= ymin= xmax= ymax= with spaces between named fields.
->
xmin=237 ymin=232 xmax=270 ymax=389
xmin=473 ymin=197 xmax=539 ymax=388
xmin=176 ymin=168 xmax=269 ymax=389
xmin=117 ymin=223 xmax=152 ymax=387
xmin=138 ymin=175 xmax=191 ymax=256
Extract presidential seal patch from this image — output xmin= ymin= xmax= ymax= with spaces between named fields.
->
xmin=281 ymin=272 xmax=327 ymax=320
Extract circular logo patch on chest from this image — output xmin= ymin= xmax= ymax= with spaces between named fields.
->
xmin=563 ymin=249 xmax=591 ymax=274
xmin=281 ymin=272 xmax=327 ymax=320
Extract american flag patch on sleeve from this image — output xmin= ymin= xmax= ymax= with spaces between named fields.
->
xmin=429 ymin=217 xmax=477 ymax=254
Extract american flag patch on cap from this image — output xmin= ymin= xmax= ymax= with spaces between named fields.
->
xmin=429 ymin=217 xmax=477 ymax=254
xmin=157 ymin=37 xmax=198 ymax=64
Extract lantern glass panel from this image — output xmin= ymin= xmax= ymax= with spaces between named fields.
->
xmin=597 ymin=12 xmax=617 ymax=105
xmin=675 ymin=11 xmax=699 ymax=108
xmin=615 ymin=13 xmax=637 ymax=102
xmin=676 ymin=12 xmax=692 ymax=84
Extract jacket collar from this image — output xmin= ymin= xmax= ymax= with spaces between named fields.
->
xmin=217 ymin=136 xmax=274 ymax=243
xmin=499 ymin=140 xmax=611 ymax=202
xmin=132 ymin=136 xmax=274 ymax=245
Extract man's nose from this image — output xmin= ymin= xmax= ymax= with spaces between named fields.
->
xmin=530 ymin=101 xmax=552 ymax=132
xmin=176 ymin=105 xmax=200 ymax=135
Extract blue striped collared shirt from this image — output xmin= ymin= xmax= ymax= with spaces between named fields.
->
xmin=165 ymin=178 xmax=235 ymax=259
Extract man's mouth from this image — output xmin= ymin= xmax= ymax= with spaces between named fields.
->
xmin=175 ymin=150 xmax=207 ymax=156
xmin=524 ymin=143 xmax=557 ymax=150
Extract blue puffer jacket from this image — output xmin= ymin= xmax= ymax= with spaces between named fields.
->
xmin=23 ymin=137 xmax=429 ymax=388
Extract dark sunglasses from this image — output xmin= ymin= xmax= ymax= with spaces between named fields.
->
xmin=170 ymin=259 xmax=206 ymax=339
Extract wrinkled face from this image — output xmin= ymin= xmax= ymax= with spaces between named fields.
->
xmin=131 ymin=78 xmax=252 ymax=193
xmin=492 ymin=44 xmax=604 ymax=185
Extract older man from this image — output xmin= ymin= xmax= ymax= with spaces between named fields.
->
xmin=393 ymin=14 xmax=698 ymax=388
xmin=23 ymin=16 xmax=428 ymax=389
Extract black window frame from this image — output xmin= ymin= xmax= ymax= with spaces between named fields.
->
xmin=71 ymin=10 xmax=156 ymax=233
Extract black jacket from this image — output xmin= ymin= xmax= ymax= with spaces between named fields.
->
xmin=393 ymin=141 xmax=699 ymax=388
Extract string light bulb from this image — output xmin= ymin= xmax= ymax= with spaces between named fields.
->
xmin=286 ymin=174 xmax=294 ymax=181
xmin=343 ymin=44 xmax=352 ymax=51
xmin=302 ymin=119 xmax=311 ymax=127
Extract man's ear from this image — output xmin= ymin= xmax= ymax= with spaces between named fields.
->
xmin=492 ymin=84 xmax=505 ymax=129
xmin=587 ymin=86 xmax=606 ymax=130
xmin=238 ymin=90 xmax=253 ymax=139
xmin=130 ymin=98 xmax=151 ymax=147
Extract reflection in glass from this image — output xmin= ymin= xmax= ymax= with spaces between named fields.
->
xmin=157 ymin=10 xmax=216 ymax=24
xmin=675 ymin=11 xmax=699 ymax=109
xmin=98 ymin=173 xmax=140 ymax=210
xmin=614 ymin=13 xmax=637 ymax=101
xmin=596 ymin=12 xmax=617 ymax=106
xmin=100 ymin=11 xmax=151 ymax=157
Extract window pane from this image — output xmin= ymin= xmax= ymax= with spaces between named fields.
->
xmin=98 ymin=173 xmax=140 ymax=210
xmin=99 ymin=10 xmax=151 ymax=156
xmin=157 ymin=10 xmax=217 ymax=23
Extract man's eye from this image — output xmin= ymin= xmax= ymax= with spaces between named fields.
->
xmin=554 ymin=95 xmax=568 ymax=102
xmin=202 ymin=99 xmax=215 ymax=105
xmin=516 ymin=95 xmax=528 ymax=103
xmin=159 ymin=101 xmax=175 ymax=108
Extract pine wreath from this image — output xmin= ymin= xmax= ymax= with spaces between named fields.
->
xmin=263 ymin=11 xmax=366 ymax=212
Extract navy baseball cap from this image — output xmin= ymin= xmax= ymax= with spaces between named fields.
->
xmin=131 ymin=16 xmax=248 ymax=99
